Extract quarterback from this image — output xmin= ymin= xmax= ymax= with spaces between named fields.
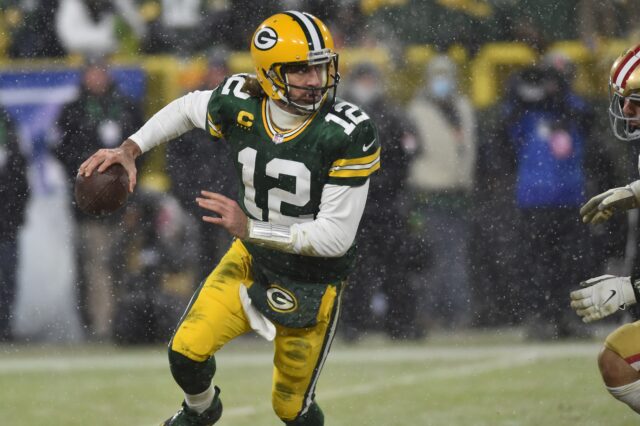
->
xmin=570 ymin=43 xmax=640 ymax=414
xmin=79 ymin=11 xmax=379 ymax=426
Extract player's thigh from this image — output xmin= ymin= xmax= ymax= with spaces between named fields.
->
xmin=171 ymin=239 xmax=253 ymax=361
xmin=271 ymin=284 xmax=341 ymax=420
xmin=602 ymin=320 xmax=640 ymax=386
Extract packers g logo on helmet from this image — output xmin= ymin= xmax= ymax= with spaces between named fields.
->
xmin=250 ymin=11 xmax=340 ymax=112
xmin=609 ymin=43 xmax=640 ymax=141
xmin=254 ymin=27 xmax=278 ymax=50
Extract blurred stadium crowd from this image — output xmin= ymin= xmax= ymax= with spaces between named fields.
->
xmin=2 ymin=0 xmax=640 ymax=345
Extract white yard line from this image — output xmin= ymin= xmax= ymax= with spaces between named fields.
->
xmin=0 ymin=342 xmax=600 ymax=374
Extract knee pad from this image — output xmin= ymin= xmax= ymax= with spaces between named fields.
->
xmin=168 ymin=348 xmax=216 ymax=395
xmin=607 ymin=379 xmax=640 ymax=414
xmin=282 ymin=401 xmax=324 ymax=426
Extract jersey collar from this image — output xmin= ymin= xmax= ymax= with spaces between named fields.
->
xmin=262 ymin=98 xmax=320 ymax=144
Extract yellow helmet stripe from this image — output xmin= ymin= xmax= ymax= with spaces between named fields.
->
xmin=284 ymin=10 xmax=325 ymax=51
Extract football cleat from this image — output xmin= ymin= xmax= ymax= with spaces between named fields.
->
xmin=161 ymin=386 xmax=222 ymax=426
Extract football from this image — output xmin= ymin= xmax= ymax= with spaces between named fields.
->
xmin=74 ymin=163 xmax=130 ymax=216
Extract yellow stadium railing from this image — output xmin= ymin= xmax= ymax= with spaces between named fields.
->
xmin=470 ymin=42 xmax=537 ymax=108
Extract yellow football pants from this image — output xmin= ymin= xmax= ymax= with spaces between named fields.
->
xmin=170 ymin=239 xmax=341 ymax=421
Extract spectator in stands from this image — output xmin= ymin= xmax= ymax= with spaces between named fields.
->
xmin=470 ymin=55 xmax=616 ymax=329
xmin=365 ymin=0 xmax=492 ymax=55
xmin=496 ymin=64 xmax=594 ymax=339
xmin=0 ymin=108 xmax=29 ymax=342
xmin=141 ymin=0 xmax=279 ymax=55
xmin=140 ymin=0 xmax=211 ymax=55
xmin=5 ymin=0 xmax=65 ymax=58
xmin=577 ymin=0 xmax=640 ymax=53
xmin=470 ymin=107 xmax=523 ymax=327
xmin=406 ymin=54 xmax=477 ymax=331
xmin=289 ymin=0 xmax=365 ymax=47
xmin=55 ymin=60 xmax=143 ymax=341
xmin=165 ymin=50 xmax=237 ymax=278
xmin=489 ymin=1 xmax=576 ymax=52
xmin=55 ymin=0 xmax=146 ymax=57
xmin=339 ymin=61 xmax=419 ymax=341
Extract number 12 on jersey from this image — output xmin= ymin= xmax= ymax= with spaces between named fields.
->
xmin=238 ymin=147 xmax=311 ymax=225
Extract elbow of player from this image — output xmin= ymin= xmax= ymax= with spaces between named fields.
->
xmin=318 ymin=227 xmax=355 ymax=257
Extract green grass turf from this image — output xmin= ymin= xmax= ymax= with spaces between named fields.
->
xmin=0 ymin=330 xmax=636 ymax=425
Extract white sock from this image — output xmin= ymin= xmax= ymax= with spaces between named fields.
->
xmin=184 ymin=385 xmax=215 ymax=414
xmin=607 ymin=379 xmax=640 ymax=414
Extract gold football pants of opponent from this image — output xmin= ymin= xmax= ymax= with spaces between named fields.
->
xmin=169 ymin=239 xmax=341 ymax=424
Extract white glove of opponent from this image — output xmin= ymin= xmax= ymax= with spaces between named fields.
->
xmin=570 ymin=275 xmax=637 ymax=323
xmin=580 ymin=180 xmax=640 ymax=224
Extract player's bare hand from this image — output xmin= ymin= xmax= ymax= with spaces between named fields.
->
xmin=197 ymin=191 xmax=248 ymax=239
xmin=78 ymin=139 xmax=141 ymax=193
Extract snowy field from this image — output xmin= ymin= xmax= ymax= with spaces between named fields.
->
xmin=0 ymin=330 xmax=637 ymax=426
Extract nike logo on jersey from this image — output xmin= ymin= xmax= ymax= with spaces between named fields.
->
xmin=362 ymin=139 xmax=376 ymax=151
xmin=603 ymin=289 xmax=617 ymax=305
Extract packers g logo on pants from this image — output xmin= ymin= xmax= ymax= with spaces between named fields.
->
xmin=267 ymin=285 xmax=297 ymax=312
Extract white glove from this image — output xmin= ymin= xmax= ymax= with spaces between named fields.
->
xmin=580 ymin=180 xmax=640 ymax=224
xmin=569 ymin=275 xmax=637 ymax=323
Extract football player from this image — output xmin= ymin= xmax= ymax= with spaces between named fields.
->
xmin=78 ymin=11 xmax=380 ymax=426
xmin=570 ymin=43 xmax=640 ymax=414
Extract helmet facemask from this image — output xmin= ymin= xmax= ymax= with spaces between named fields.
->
xmin=267 ymin=50 xmax=340 ymax=113
xmin=609 ymin=86 xmax=640 ymax=141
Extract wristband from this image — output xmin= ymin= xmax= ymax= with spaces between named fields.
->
xmin=246 ymin=219 xmax=292 ymax=244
